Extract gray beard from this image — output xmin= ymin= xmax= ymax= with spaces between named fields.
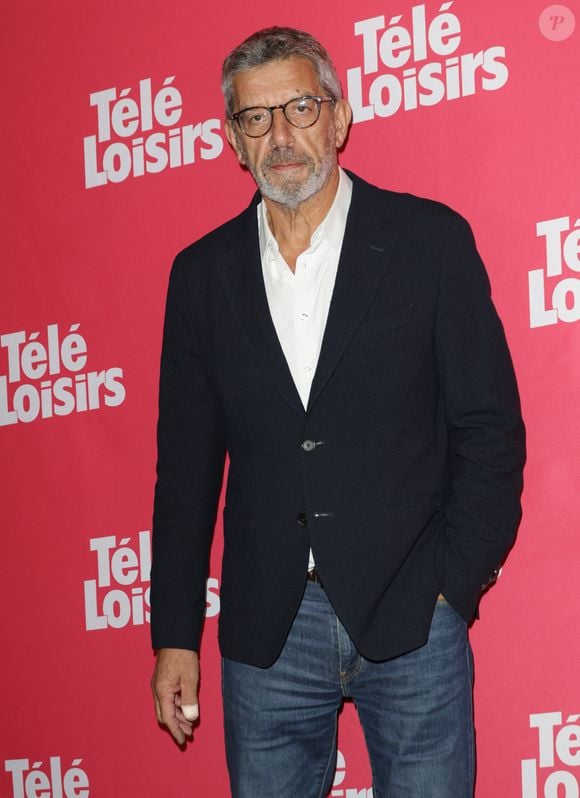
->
xmin=249 ymin=147 xmax=336 ymax=210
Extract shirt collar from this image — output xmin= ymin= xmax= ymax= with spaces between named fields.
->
xmin=258 ymin=167 xmax=353 ymax=266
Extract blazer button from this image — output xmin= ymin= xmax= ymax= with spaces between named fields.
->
xmin=301 ymin=439 xmax=316 ymax=452
xmin=297 ymin=513 xmax=308 ymax=527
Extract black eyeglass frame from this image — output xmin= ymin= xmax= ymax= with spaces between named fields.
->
xmin=230 ymin=95 xmax=336 ymax=138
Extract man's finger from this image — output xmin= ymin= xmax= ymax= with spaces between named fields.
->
xmin=158 ymin=692 xmax=187 ymax=744
xmin=178 ymin=673 xmax=200 ymax=723
xmin=182 ymin=703 xmax=199 ymax=722
xmin=175 ymin=693 xmax=199 ymax=722
xmin=153 ymin=693 xmax=162 ymax=724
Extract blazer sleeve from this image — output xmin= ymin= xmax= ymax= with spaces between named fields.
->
xmin=436 ymin=213 xmax=526 ymax=621
xmin=150 ymin=253 xmax=227 ymax=651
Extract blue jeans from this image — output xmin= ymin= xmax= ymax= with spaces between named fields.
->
xmin=222 ymin=580 xmax=474 ymax=797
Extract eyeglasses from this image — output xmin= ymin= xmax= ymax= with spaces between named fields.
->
xmin=230 ymin=95 xmax=335 ymax=138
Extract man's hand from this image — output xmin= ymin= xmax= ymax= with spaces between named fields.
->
xmin=151 ymin=648 xmax=200 ymax=744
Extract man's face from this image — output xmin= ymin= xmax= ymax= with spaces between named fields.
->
xmin=225 ymin=57 xmax=351 ymax=209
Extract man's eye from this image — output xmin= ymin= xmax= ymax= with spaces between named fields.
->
xmin=247 ymin=111 xmax=267 ymax=124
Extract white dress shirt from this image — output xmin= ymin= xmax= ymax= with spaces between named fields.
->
xmin=258 ymin=168 xmax=353 ymax=408
xmin=258 ymin=168 xmax=353 ymax=569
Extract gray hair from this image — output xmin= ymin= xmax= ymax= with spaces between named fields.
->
xmin=221 ymin=26 xmax=342 ymax=117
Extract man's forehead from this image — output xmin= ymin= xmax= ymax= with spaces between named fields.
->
xmin=231 ymin=57 xmax=322 ymax=108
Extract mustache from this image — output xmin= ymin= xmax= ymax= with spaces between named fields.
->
xmin=262 ymin=149 xmax=312 ymax=169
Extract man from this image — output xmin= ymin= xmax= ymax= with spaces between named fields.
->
xmin=151 ymin=26 xmax=525 ymax=797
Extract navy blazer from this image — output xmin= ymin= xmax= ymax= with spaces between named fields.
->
xmin=151 ymin=171 xmax=525 ymax=666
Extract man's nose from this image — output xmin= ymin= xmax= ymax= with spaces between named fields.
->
xmin=268 ymin=108 xmax=295 ymax=147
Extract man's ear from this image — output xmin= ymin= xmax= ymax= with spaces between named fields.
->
xmin=333 ymin=99 xmax=353 ymax=149
xmin=225 ymin=120 xmax=247 ymax=165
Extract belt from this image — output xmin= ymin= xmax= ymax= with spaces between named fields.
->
xmin=306 ymin=567 xmax=323 ymax=584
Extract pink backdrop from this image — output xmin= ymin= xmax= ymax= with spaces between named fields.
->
xmin=2 ymin=1 xmax=579 ymax=796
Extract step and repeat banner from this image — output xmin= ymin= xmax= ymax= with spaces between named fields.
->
xmin=1 ymin=1 xmax=579 ymax=796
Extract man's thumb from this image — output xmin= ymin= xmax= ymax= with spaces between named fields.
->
xmin=182 ymin=703 xmax=199 ymax=721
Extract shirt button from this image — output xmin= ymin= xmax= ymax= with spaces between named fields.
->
xmin=301 ymin=440 xmax=316 ymax=452
xmin=297 ymin=513 xmax=308 ymax=527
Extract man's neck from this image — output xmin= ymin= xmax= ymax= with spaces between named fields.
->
xmin=263 ymin=169 xmax=340 ymax=272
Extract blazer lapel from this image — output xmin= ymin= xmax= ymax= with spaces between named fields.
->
xmin=307 ymin=175 xmax=399 ymax=412
xmin=218 ymin=200 xmax=305 ymax=417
